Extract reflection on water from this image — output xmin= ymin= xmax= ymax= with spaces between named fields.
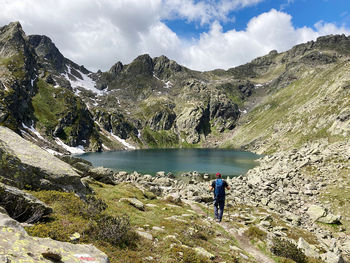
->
xmin=77 ymin=148 xmax=261 ymax=177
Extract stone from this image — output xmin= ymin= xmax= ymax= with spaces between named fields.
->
xmin=259 ymin=220 xmax=271 ymax=228
xmin=136 ymin=230 xmax=153 ymax=240
xmin=119 ymin=198 xmax=145 ymax=211
xmin=317 ymin=213 xmax=341 ymax=224
xmin=0 ymin=183 xmax=52 ymax=223
xmin=307 ymin=205 xmax=341 ymax=224
xmin=229 ymin=245 xmax=242 ymax=252
xmin=307 ymin=205 xmax=327 ymax=221
xmin=297 ymin=237 xmax=320 ymax=259
xmin=194 ymin=247 xmax=215 ymax=259
xmin=341 ymin=240 xmax=350 ymax=253
xmin=156 ymin=171 xmax=166 ymax=177
xmin=0 ymin=127 xmax=90 ymax=196
xmin=322 ymin=252 xmax=344 ymax=263
xmin=152 ymin=226 xmax=165 ymax=232
xmin=260 ymin=197 xmax=269 ymax=206
xmin=88 ymin=167 xmax=116 ymax=185
xmin=0 ymin=211 xmax=109 ymax=262
xmin=0 ymin=207 xmax=26 ymax=234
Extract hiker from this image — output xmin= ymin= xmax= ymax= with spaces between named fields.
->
xmin=209 ymin=172 xmax=230 ymax=222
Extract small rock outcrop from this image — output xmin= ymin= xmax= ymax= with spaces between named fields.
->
xmin=0 ymin=210 xmax=109 ymax=262
xmin=0 ymin=126 xmax=90 ymax=195
xmin=0 ymin=183 xmax=52 ymax=223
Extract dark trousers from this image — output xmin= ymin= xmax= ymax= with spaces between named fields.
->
xmin=214 ymin=198 xmax=225 ymax=221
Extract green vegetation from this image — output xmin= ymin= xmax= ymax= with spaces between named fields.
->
xmin=245 ymin=226 xmax=267 ymax=241
xmin=31 ymin=78 xmax=98 ymax=145
xmin=225 ymin=60 xmax=350 ymax=153
xmin=32 ymin=79 xmax=68 ymax=133
xmin=25 ymin=182 xmax=245 ymax=262
xmin=0 ymin=52 xmax=26 ymax=80
xmin=142 ymin=127 xmax=179 ymax=148
xmin=271 ymin=237 xmax=307 ymax=263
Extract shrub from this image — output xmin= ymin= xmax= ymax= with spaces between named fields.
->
xmin=271 ymin=237 xmax=307 ymax=263
xmin=93 ymin=214 xmax=139 ymax=248
xmin=80 ymin=195 xmax=107 ymax=219
xmin=245 ymin=226 xmax=267 ymax=240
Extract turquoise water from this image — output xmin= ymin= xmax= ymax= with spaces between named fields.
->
xmin=77 ymin=149 xmax=260 ymax=176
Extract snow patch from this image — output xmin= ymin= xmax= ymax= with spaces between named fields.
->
xmin=137 ymin=130 xmax=142 ymax=139
xmin=153 ymin=73 xmax=173 ymax=89
xmin=22 ymin=122 xmax=45 ymax=141
xmin=63 ymin=66 xmax=106 ymax=96
xmin=55 ymin=138 xmax=85 ymax=154
xmin=30 ymin=75 xmax=38 ymax=87
xmin=110 ymin=132 xmax=135 ymax=150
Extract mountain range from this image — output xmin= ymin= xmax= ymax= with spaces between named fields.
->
xmin=1 ymin=21 xmax=348 ymax=155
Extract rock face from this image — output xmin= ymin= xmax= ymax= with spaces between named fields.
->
xmin=28 ymin=34 xmax=66 ymax=72
xmin=0 ymin=210 xmax=109 ymax=263
xmin=0 ymin=22 xmax=38 ymax=131
xmin=0 ymin=126 xmax=90 ymax=195
xmin=0 ymin=183 xmax=52 ymax=223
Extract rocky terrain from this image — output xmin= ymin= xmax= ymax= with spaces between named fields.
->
xmin=0 ymin=20 xmax=349 ymax=263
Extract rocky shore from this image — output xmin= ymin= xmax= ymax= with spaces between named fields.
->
xmin=84 ymin=139 xmax=350 ymax=263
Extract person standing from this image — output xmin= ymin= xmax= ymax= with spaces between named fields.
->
xmin=209 ymin=172 xmax=230 ymax=222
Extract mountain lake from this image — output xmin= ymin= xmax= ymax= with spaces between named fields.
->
xmin=77 ymin=149 xmax=261 ymax=177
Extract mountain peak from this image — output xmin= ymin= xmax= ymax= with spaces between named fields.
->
xmin=126 ymin=54 xmax=154 ymax=75
xmin=0 ymin=21 xmax=28 ymax=58
xmin=28 ymin=34 xmax=66 ymax=72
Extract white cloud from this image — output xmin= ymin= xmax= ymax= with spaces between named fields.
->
xmin=182 ymin=9 xmax=350 ymax=70
xmin=162 ymin=0 xmax=264 ymax=24
xmin=0 ymin=1 xmax=350 ymax=72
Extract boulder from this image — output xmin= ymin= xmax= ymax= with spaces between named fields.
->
xmin=0 ymin=183 xmax=52 ymax=223
xmin=0 ymin=211 xmax=109 ymax=262
xmin=136 ymin=230 xmax=153 ymax=240
xmin=307 ymin=205 xmax=327 ymax=221
xmin=120 ymin=198 xmax=145 ymax=211
xmin=88 ymin=167 xmax=116 ymax=185
xmin=0 ymin=206 xmax=26 ymax=233
xmin=321 ymin=252 xmax=344 ymax=263
xmin=297 ymin=237 xmax=320 ymax=259
xmin=194 ymin=247 xmax=215 ymax=260
xmin=0 ymin=127 xmax=90 ymax=196
xmin=317 ymin=213 xmax=341 ymax=224
xmin=307 ymin=205 xmax=341 ymax=224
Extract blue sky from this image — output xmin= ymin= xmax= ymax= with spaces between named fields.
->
xmin=165 ymin=0 xmax=350 ymax=39
xmin=1 ymin=0 xmax=350 ymax=71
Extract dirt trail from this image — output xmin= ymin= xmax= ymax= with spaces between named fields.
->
xmin=185 ymin=200 xmax=275 ymax=263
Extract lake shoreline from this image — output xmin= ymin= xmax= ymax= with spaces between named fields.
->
xmin=76 ymin=148 xmax=262 ymax=177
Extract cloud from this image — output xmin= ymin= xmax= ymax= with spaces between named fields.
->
xmin=162 ymin=0 xmax=264 ymax=24
xmin=0 ymin=1 xmax=350 ymax=72
xmin=182 ymin=9 xmax=350 ymax=70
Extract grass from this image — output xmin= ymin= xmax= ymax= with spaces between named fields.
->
xmin=25 ymin=181 xmax=252 ymax=262
xmin=32 ymin=79 xmax=68 ymax=133
xmin=141 ymin=127 xmax=179 ymax=148
xmin=224 ymin=60 xmax=350 ymax=153
xmin=0 ymin=52 xmax=26 ymax=80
